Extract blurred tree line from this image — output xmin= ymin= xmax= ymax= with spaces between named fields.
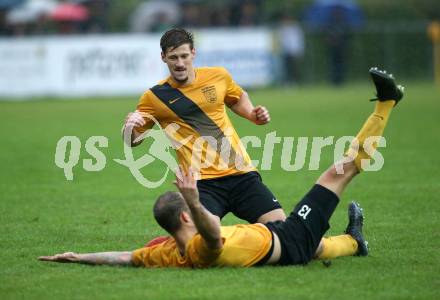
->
xmin=264 ymin=0 xmax=440 ymax=22
xmin=106 ymin=0 xmax=440 ymax=32
xmin=103 ymin=0 xmax=438 ymax=83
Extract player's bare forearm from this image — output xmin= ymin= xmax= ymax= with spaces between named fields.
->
xmin=39 ymin=251 xmax=133 ymax=266
xmin=228 ymin=90 xmax=255 ymax=121
xmin=187 ymin=200 xmax=222 ymax=248
xmin=228 ymin=91 xmax=271 ymax=125
xmin=174 ymin=166 xmax=222 ymax=249
xmin=78 ymin=251 xmax=133 ymax=266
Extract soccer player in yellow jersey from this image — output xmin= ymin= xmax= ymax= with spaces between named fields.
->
xmin=39 ymin=68 xmax=404 ymax=268
xmin=122 ymin=28 xmax=286 ymax=225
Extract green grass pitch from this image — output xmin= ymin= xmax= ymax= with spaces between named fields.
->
xmin=0 ymin=82 xmax=439 ymax=299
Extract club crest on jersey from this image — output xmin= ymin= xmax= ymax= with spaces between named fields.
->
xmin=201 ymin=86 xmax=217 ymax=103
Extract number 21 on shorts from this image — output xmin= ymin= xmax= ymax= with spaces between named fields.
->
xmin=298 ymin=205 xmax=312 ymax=220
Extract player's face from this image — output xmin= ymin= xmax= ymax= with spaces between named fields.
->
xmin=162 ymin=44 xmax=195 ymax=84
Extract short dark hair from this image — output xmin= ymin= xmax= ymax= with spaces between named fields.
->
xmin=153 ymin=191 xmax=189 ymax=234
xmin=160 ymin=28 xmax=194 ymax=53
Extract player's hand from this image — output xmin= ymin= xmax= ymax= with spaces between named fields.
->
xmin=38 ymin=252 xmax=79 ymax=263
xmin=252 ymin=106 xmax=270 ymax=125
xmin=124 ymin=110 xmax=146 ymax=129
xmin=174 ymin=165 xmax=199 ymax=203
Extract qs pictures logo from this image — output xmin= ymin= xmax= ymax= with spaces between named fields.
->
xmin=55 ymin=113 xmax=387 ymax=188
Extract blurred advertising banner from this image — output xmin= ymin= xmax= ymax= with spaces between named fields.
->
xmin=0 ymin=34 xmax=167 ymax=98
xmin=0 ymin=29 xmax=274 ymax=98
xmin=194 ymin=28 xmax=274 ymax=87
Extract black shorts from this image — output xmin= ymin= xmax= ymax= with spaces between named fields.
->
xmin=197 ymin=171 xmax=282 ymax=223
xmin=264 ymin=184 xmax=339 ymax=265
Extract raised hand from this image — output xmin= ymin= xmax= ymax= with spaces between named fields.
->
xmin=174 ymin=165 xmax=199 ymax=204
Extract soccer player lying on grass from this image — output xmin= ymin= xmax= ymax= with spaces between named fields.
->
xmin=39 ymin=68 xmax=404 ymax=268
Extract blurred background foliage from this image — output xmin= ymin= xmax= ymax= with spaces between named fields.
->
xmin=1 ymin=0 xmax=438 ymax=84
xmin=105 ymin=0 xmax=440 ymax=32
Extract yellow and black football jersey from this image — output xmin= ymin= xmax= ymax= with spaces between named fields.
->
xmin=136 ymin=67 xmax=255 ymax=179
xmin=131 ymin=224 xmax=273 ymax=268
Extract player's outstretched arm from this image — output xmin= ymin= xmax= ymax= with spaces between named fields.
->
xmin=227 ymin=90 xmax=271 ymax=125
xmin=39 ymin=251 xmax=133 ymax=266
xmin=174 ymin=166 xmax=223 ymax=250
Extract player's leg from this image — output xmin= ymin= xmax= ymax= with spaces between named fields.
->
xmin=283 ymin=155 xmax=360 ymax=259
xmin=346 ymin=67 xmax=404 ymax=172
xmin=196 ymin=179 xmax=229 ymax=221
xmin=266 ymin=160 xmax=359 ymax=264
xmin=266 ymin=68 xmax=404 ymax=265
xmin=288 ymin=153 xmax=360 ymax=259
xmin=311 ymin=68 xmax=404 ymax=258
xmin=315 ymin=158 xmax=359 ymax=199
xmin=316 ymin=68 xmax=403 ymax=259
xmin=264 ymin=163 xmax=360 ymax=264
xmin=317 ymin=67 xmax=404 ymax=197
xmin=315 ymin=201 xmax=368 ymax=259
xmin=230 ymin=171 xmax=286 ymax=223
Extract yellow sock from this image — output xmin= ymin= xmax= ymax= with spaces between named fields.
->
xmin=346 ymin=100 xmax=395 ymax=171
xmin=317 ymin=235 xmax=358 ymax=260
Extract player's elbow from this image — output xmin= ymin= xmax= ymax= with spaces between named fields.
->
xmin=202 ymin=219 xmax=222 ymax=249
xmin=212 ymin=238 xmax=223 ymax=250
xmin=208 ymin=222 xmax=223 ymax=249
xmin=121 ymin=251 xmax=135 ymax=266
xmin=240 ymin=90 xmax=249 ymax=101
xmin=206 ymin=234 xmax=223 ymax=250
